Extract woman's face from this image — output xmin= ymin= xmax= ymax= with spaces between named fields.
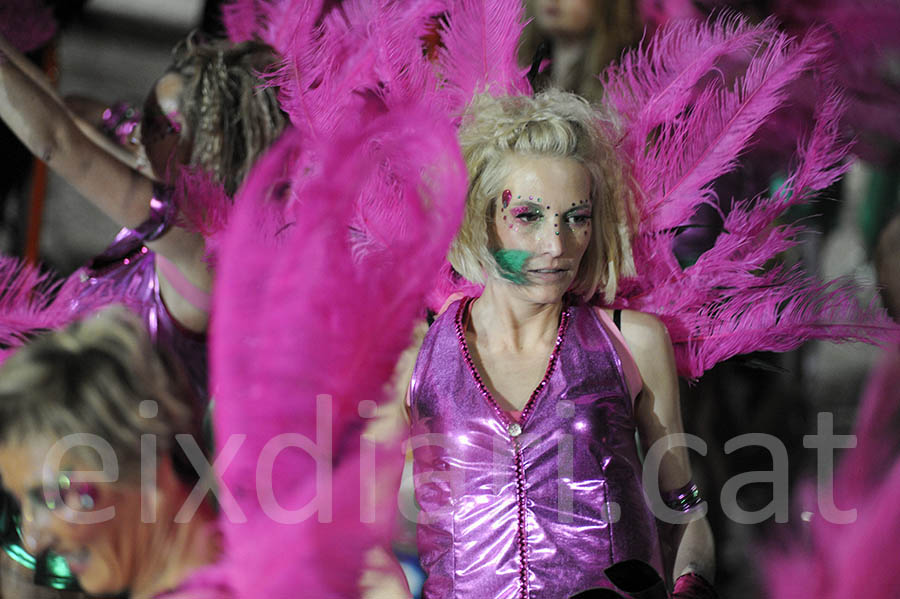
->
xmin=0 ymin=439 xmax=142 ymax=596
xmin=491 ymin=155 xmax=593 ymax=305
xmin=533 ymin=0 xmax=597 ymax=40
xmin=139 ymin=72 xmax=191 ymax=182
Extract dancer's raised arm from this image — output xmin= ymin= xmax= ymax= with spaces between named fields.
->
xmin=0 ymin=33 xmax=156 ymax=230
xmin=0 ymin=34 xmax=286 ymax=332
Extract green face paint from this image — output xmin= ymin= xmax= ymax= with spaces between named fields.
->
xmin=493 ymin=249 xmax=531 ymax=285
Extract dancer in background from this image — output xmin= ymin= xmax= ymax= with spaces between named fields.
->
xmin=519 ymin=0 xmax=641 ymax=102
xmin=0 ymin=31 xmax=285 ymax=392
xmin=0 ymin=29 xmax=285 ymax=596
xmin=0 ymin=307 xmax=220 ymax=599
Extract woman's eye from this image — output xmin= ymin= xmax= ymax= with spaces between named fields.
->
xmin=514 ymin=211 xmax=540 ymax=223
xmin=568 ymin=213 xmax=592 ymax=225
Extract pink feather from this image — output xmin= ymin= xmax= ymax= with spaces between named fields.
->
xmin=645 ymin=0 xmax=900 ymax=164
xmin=435 ymin=0 xmax=532 ymax=116
xmin=171 ymin=166 xmax=232 ymax=267
xmin=637 ymin=0 xmax=704 ymax=31
xmin=0 ymin=256 xmax=129 ymax=363
xmin=426 ymin=261 xmax=484 ymax=314
xmin=221 ymin=0 xmax=270 ymax=43
xmin=764 ymin=348 xmax=900 ymax=598
xmin=773 ymin=0 xmax=900 ymax=163
xmin=604 ymin=16 xmax=830 ymax=231
xmin=208 ymin=100 xmax=466 ymax=596
xmin=0 ymin=0 xmax=57 ymax=53
xmin=602 ymin=13 xmax=898 ymax=378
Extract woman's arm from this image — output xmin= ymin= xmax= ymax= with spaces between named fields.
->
xmin=0 ymin=35 xmax=211 ymax=330
xmin=0 ymin=34 xmax=153 ymax=227
xmin=622 ymin=311 xmax=716 ymax=588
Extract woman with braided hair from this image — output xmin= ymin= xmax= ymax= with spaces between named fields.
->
xmin=0 ymin=31 xmax=286 ymax=595
xmin=0 ymin=32 xmax=286 ymax=391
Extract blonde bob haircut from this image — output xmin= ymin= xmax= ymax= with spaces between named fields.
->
xmin=0 ymin=307 xmax=197 ymax=481
xmin=449 ymin=89 xmax=635 ymax=303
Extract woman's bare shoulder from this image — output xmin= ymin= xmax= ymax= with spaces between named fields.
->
xmin=595 ymin=308 xmax=670 ymax=353
xmin=608 ymin=309 xmax=675 ymax=386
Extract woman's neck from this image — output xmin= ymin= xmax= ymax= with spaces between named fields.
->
xmin=472 ymin=283 xmax=564 ymax=353
xmin=130 ymin=496 xmax=220 ymax=599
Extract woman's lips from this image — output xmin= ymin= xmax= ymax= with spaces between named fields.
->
xmin=529 ymin=268 xmax=569 ymax=281
xmin=60 ymin=549 xmax=90 ymax=575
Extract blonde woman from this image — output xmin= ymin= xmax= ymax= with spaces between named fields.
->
xmin=408 ymin=91 xmax=715 ymax=598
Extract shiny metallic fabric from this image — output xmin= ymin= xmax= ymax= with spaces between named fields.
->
xmin=75 ymin=227 xmax=208 ymax=402
xmin=410 ymin=298 xmax=662 ymax=598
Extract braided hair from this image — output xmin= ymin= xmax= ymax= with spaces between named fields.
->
xmin=168 ymin=35 xmax=287 ymax=196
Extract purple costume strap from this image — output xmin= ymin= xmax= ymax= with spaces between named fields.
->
xmin=75 ymin=184 xmax=208 ymax=403
xmin=131 ymin=183 xmax=179 ymax=243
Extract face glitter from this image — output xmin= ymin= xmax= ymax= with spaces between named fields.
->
xmin=502 ymin=189 xmax=512 ymax=209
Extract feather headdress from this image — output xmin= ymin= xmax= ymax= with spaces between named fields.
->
xmin=600 ymin=14 xmax=897 ymax=378
xmin=208 ymin=98 xmax=466 ymax=596
xmin=0 ymin=257 xmax=131 ymax=364
xmin=434 ymin=0 xmax=532 ymax=116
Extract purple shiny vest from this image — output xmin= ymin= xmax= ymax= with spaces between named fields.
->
xmin=74 ymin=228 xmax=209 ymax=402
xmin=409 ymin=298 xmax=662 ymax=598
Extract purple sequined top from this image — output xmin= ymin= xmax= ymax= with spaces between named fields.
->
xmin=409 ymin=298 xmax=662 ymax=598
xmin=73 ymin=227 xmax=208 ymax=402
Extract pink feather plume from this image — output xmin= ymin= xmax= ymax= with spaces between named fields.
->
xmin=643 ymin=0 xmax=900 ymax=164
xmin=208 ymin=98 xmax=466 ymax=596
xmin=171 ymin=166 xmax=233 ymax=267
xmin=773 ymin=0 xmax=900 ymax=163
xmin=0 ymin=256 xmax=129 ymax=363
xmin=637 ymin=0 xmax=704 ymax=32
xmin=601 ymin=13 xmax=898 ymax=378
xmin=435 ymin=0 xmax=532 ymax=117
xmin=221 ymin=0 xmax=271 ymax=43
xmin=764 ymin=347 xmax=900 ymax=598
xmin=0 ymin=0 xmax=57 ymax=54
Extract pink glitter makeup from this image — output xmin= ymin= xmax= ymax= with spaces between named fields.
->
xmin=166 ymin=111 xmax=183 ymax=134
xmin=502 ymin=189 xmax=512 ymax=209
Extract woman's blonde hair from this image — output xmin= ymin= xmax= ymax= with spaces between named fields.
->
xmin=0 ymin=307 xmax=197 ymax=480
xmin=449 ymin=89 xmax=635 ymax=303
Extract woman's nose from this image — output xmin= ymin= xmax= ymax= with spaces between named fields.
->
xmin=541 ymin=220 xmax=566 ymax=256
